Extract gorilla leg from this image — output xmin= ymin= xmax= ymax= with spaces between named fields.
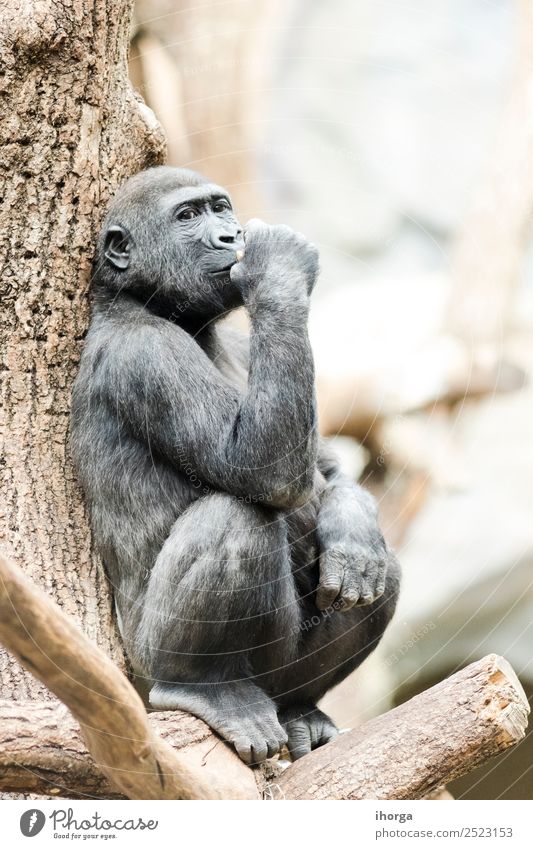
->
xmin=137 ymin=493 xmax=299 ymax=764
xmin=276 ymin=553 xmax=401 ymax=759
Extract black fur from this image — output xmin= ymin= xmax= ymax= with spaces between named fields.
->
xmin=70 ymin=166 xmax=400 ymax=765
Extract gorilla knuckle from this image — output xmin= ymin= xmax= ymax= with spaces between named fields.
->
xmin=245 ymin=217 xmax=267 ymax=232
xmin=339 ymin=591 xmax=359 ymax=610
xmin=321 ymin=578 xmax=342 ymax=593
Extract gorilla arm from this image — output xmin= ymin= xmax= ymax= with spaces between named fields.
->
xmin=104 ymin=223 xmax=319 ymax=508
xmin=314 ymin=440 xmax=392 ymax=610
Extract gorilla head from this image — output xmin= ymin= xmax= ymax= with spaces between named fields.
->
xmin=94 ymin=166 xmax=244 ymax=321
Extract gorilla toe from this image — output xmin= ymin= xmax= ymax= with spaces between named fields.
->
xmin=279 ymin=704 xmax=338 ymax=761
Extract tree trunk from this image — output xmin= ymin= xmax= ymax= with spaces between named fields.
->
xmin=0 ymin=0 xmax=166 ymax=699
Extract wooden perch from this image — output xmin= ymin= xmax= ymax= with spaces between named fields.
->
xmin=0 ymin=553 xmax=256 ymax=800
xmin=276 ymin=654 xmax=530 ymax=799
xmin=0 ymin=553 xmax=529 ymax=800
xmin=0 ymin=700 xmax=254 ymax=799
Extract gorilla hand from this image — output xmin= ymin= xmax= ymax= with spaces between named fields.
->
xmin=315 ymin=484 xmax=392 ymax=610
xmin=316 ymin=538 xmax=390 ymax=611
xmin=230 ymin=219 xmax=319 ymax=301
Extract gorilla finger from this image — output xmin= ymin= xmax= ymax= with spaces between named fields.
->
xmin=250 ymin=742 xmax=269 ymax=765
xmin=375 ymin=561 xmax=388 ymax=597
xmin=337 ymin=566 xmax=364 ymax=608
xmin=317 ymin=724 xmax=339 ymax=748
xmin=234 ymin=739 xmax=253 ymax=765
xmin=274 ymin=223 xmax=295 ymax=239
xmin=338 ymin=588 xmax=360 ymax=610
xmin=360 ymin=574 xmax=384 ymax=605
xmin=266 ymin=739 xmax=281 ymax=759
xmin=244 ymin=218 xmax=268 ymax=237
xmin=318 ymin=551 xmax=344 ymax=606
xmin=316 ymin=581 xmax=341 ymax=610
xmin=293 ymin=230 xmax=308 ymax=242
xmin=286 ymin=725 xmax=312 ymax=761
xmin=358 ymin=585 xmax=378 ymax=605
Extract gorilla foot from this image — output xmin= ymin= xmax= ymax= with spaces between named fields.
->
xmin=278 ymin=704 xmax=338 ymax=761
xmin=149 ymin=679 xmax=288 ymax=766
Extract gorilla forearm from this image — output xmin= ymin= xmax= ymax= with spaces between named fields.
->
xmin=98 ymin=292 xmax=316 ymax=508
xmin=317 ymin=474 xmax=380 ymax=557
xmin=317 ymin=453 xmax=378 ymax=542
xmin=225 ymin=219 xmax=320 ymax=506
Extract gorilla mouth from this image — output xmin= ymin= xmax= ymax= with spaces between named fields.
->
xmin=210 ymin=263 xmax=235 ymax=278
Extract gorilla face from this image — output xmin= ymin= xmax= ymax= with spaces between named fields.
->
xmin=167 ymin=185 xmax=242 ymax=277
xmin=95 ymin=167 xmax=245 ymax=321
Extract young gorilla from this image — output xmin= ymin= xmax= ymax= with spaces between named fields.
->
xmin=71 ymin=167 xmax=400 ymax=765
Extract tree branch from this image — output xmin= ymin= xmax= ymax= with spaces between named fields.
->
xmin=0 ymin=554 xmax=528 ymax=800
xmin=275 ymin=654 xmax=530 ymax=799
xmin=0 ymin=700 xmax=258 ymax=799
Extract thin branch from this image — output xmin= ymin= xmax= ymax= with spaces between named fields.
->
xmin=0 ymin=553 xmax=257 ymax=800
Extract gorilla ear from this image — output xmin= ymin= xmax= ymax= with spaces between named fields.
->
xmin=104 ymin=225 xmax=132 ymax=270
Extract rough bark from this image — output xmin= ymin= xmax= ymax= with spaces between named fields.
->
xmin=275 ymin=654 xmax=530 ymax=800
xmin=0 ymin=0 xmax=166 ymax=700
xmin=0 ymin=701 xmax=260 ymax=799
xmin=0 ymin=553 xmax=257 ymax=800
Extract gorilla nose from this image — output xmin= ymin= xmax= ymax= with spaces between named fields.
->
xmin=215 ymin=229 xmax=243 ymax=250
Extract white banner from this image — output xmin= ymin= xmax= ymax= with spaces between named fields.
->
xmin=2 ymin=799 xmax=532 ymax=848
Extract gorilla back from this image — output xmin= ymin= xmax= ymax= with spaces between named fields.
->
xmin=70 ymin=166 xmax=400 ymax=765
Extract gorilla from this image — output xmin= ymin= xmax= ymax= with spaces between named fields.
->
xmin=70 ymin=166 xmax=400 ymax=765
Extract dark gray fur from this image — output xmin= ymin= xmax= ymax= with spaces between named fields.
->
xmin=70 ymin=166 xmax=400 ymax=765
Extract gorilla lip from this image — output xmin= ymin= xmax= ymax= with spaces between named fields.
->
xmin=210 ymin=248 xmax=244 ymax=277
xmin=210 ymin=264 xmax=235 ymax=278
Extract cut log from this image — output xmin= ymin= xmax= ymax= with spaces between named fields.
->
xmin=274 ymin=654 xmax=529 ymax=800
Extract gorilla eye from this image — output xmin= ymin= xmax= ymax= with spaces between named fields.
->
xmin=212 ymin=200 xmax=231 ymax=213
xmin=176 ymin=207 xmax=198 ymax=221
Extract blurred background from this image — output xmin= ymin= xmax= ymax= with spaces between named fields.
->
xmin=129 ymin=0 xmax=533 ymax=799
